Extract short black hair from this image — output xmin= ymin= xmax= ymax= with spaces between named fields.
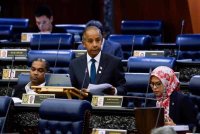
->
xmin=32 ymin=58 xmax=50 ymax=72
xmin=34 ymin=5 xmax=53 ymax=19
xmin=82 ymin=26 xmax=103 ymax=42
xmin=86 ymin=20 xmax=104 ymax=34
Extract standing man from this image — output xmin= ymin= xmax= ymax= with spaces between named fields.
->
xmin=13 ymin=58 xmax=49 ymax=99
xmin=69 ymin=25 xmax=126 ymax=97
xmin=34 ymin=5 xmax=63 ymax=33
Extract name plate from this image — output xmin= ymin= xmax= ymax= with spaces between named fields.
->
xmin=0 ymin=49 xmax=27 ymax=58
xmin=133 ymin=50 xmax=164 ymax=57
xmin=91 ymin=95 xmax=123 ymax=107
xmin=21 ymin=33 xmax=36 ymax=42
xmin=22 ymin=94 xmax=55 ymax=104
xmin=92 ymin=128 xmax=127 ymax=134
xmin=72 ymin=50 xmax=87 ymax=58
xmin=2 ymin=69 xmax=30 ymax=80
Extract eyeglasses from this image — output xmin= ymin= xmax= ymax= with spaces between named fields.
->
xmin=150 ymin=82 xmax=162 ymax=88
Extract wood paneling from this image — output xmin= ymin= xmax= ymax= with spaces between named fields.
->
xmin=113 ymin=0 xmax=192 ymax=42
xmin=188 ymin=0 xmax=200 ymax=33
xmin=0 ymin=0 xmax=103 ymax=30
xmin=0 ymin=0 xmax=196 ymax=42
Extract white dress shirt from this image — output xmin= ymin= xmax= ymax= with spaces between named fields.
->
xmin=25 ymin=82 xmax=46 ymax=94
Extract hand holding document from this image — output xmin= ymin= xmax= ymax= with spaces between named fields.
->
xmin=87 ymin=83 xmax=113 ymax=95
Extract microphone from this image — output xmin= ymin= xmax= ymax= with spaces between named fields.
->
xmin=130 ymin=35 xmax=135 ymax=58
xmin=177 ymin=19 xmax=185 ymax=60
xmin=80 ymin=68 xmax=88 ymax=96
xmin=6 ymin=55 xmax=15 ymax=96
xmin=127 ymin=35 xmax=135 ymax=73
xmin=53 ymin=37 xmax=62 ymax=74
xmin=143 ymin=68 xmax=152 ymax=107
xmin=37 ymin=33 xmax=42 ymax=50
xmin=180 ymin=20 xmax=185 ymax=35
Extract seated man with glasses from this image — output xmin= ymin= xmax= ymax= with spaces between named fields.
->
xmin=147 ymin=66 xmax=197 ymax=132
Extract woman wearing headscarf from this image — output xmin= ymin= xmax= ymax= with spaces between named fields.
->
xmin=147 ymin=66 xmax=196 ymax=131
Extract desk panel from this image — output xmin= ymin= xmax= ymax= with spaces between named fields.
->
xmin=8 ymin=104 xmax=163 ymax=134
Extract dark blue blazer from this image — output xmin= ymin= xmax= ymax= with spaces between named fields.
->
xmin=147 ymin=91 xmax=197 ymax=130
xmin=78 ymin=39 xmax=123 ymax=59
xmin=69 ymin=52 xmax=126 ymax=95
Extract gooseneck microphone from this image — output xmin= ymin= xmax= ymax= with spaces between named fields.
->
xmin=127 ymin=35 xmax=135 ymax=73
xmin=6 ymin=55 xmax=15 ymax=96
xmin=144 ymin=68 xmax=152 ymax=107
xmin=37 ymin=33 xmax=42 ymax=50
xmin=177 ymin=19 xmax=185 ymax=60
xmin=180 ymin=20 xmax=185 ymax=35
xmin=130 ymin=35 xmax=135 ymax=58
xmin=53 ymin=37 xmax=62 ymax=74
xmin=80 ymin=68 xmax=88 ymax=96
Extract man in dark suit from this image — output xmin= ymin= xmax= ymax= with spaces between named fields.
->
xmin=13 ymin=58 xmax=49 ymax=99
xmin=69 ymin=25 xmax=126 ymax=96
xmin=78 ymin=20 xmax=123 ymax=59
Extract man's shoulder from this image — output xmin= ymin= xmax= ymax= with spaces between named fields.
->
xmin=70 ymin=54 xmax=86 ymax=64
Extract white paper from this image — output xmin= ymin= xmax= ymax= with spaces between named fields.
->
xmin=170 ymin=125 xmax=189 ymax=131
xmin=88 ymin=83 xmax=113 ymax=95
xmin=12 ymin=97 xmax=22 ymax=104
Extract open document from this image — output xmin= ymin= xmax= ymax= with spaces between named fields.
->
xmin=88 ymin=83 xmax=113 ymax=95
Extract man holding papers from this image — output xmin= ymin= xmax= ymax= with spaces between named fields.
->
xmin=69 ymin=25 xmax=126 ymax=98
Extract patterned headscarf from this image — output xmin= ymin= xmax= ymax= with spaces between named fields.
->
xmin=150 ymin=66 xmax=180 ymax=120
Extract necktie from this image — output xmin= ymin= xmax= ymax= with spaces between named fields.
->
xmin=90 ymin=58 xmax=96 ymax=84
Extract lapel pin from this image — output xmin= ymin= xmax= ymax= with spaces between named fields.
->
xmin=99 ymin=71 xmax=101 ymax=74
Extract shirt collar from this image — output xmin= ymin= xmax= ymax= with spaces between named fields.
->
xmin=25 ymin=81 xmax=46 ymax=94
xmin=87 ymin=51 xmax=101 ymax=64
